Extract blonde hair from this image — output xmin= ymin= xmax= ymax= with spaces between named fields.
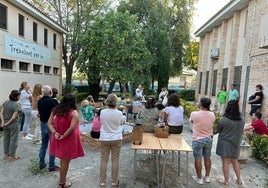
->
xmin=81 ymin=99 xmax=89 ymax=107
xmin=32 ymin=84 xmax=42 ymax=97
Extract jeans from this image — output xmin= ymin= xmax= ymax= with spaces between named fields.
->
xmin=250 ymin=104 xmax=261 ymax=116
xmin=192 ymin=136 xmax=213 ymax=158
xmin=31 ymin=110 xmax=41 ymax=141
xmin=39 ymin=122 xmax=55 ymax=169
xmin=22 ymin=107 xmax=32 ymax=133
xmin=100 ymin=140 xmax=122 ymax=183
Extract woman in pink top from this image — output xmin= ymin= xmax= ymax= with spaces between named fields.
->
xmin=90 ymin=109 xmax=102 ymax=138
xmin=189 ymin=97 xmax=215 ymax=185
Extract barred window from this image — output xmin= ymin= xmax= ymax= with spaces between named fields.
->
xmin=0 ymin=3 xmax=7 ymax=29
xmin=212 ymin=70 xmax=218 ymax=96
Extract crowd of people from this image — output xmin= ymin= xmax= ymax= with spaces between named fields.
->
xmin=0 ymin=83 xmax=267 ymax=187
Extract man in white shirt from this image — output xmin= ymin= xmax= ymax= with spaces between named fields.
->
xmin=135 ymin=85 xmax=143 ymax=98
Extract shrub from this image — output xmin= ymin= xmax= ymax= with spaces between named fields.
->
xmin=62 ymin=84 xmax=76 ymax=95
xmin=74 ymin=92 xmax=89 ymax=103
xmin=251 ymin=135 xmax=268 ymax=164
xmin=179 ymin=89 xmax=195 ymax=101
xmin=75 ymin=85 xmax=89 ymax=93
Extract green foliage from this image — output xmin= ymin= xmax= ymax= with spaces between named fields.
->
xmin=75 ymin=86 xmax=89 ymax=93
xmin=118 ymin=0 xmax=197 ymax=91
xmin=62 ymin=84 xmax=76 ymax=95
xmin=74 ymin=92 xmax=89 ymax=103
xmin=213 ymin=113 xmax=222 ymax=134
xmin=265 ymin=177 xmax=268 ymax=188
xmin=29 ymin=158 xmax=47 ymax=175
xmin=179 ymin=90 xmax=195 ymax=101
xmin=77 ymin=10 xmax=152 ymax=93
xmin=251 ymin=135 xmax=268 ymax=164
xmin=183 ymin=41 xmax=199 ymax=71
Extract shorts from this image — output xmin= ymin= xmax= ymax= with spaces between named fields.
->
xmin=192 ymin=136 xmax=213 ymax=158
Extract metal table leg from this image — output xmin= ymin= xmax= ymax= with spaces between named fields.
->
xmin=156 ymin=151 xmax=159 ymax=188
xmin=133 ymin=150 xmax=137 ymax=187
xmin=186 ymin=152 xmax=189 ymax=188
xmin=161 ymin=152 xmax=167 ymax=188
xmin=178 ymin=151 xmax=181 ymax=175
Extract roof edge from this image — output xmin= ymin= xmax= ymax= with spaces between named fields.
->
xmin=8 ymin=0 xmax=67 ymax=34
xmin=194 ymin=0 xmax=249 ymax=37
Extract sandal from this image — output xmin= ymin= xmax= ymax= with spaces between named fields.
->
xmin=9 ymin=156 xmax=20 ymax=161
xmin=236 ymin=180 xmax=243 ymax=187
xmin=3 ymin=155 xmax=9 ymax=160
xmin=111 ymin=180 xmax=119 ymax=187
xmin=58 ymin=182 xmax=72 ymax=188
xmin=218 ymin=179 xmax=229 ymax=187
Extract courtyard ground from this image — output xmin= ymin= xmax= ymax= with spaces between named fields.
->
xmin=0 ymin=120 xmax=267 ymax=188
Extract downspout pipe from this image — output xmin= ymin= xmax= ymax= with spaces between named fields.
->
xmin=242 ymin=1 xmax=256 ymax=117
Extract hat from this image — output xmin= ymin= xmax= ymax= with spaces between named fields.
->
xmin=156 ymin=103 xmax=165 ymax=110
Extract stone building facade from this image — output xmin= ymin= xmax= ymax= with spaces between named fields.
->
xmin=195 ymin=0 xmax=268 ymax=119
xmin=0 ymin=0 xmax=67 ymax=104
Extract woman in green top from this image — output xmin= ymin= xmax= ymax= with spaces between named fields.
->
xmin=217 ymin=86 xmax=228 ymax=115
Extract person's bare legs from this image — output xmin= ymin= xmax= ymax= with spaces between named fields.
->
xmin=194 ymin=158 xmax=202 ymax=179
xmin=59 ymin=159 xmax=71 ymax=186
xmin=221 ymin=157 xmax=230 ymax=184
xmin=204 ymin=157 xmax=211 ymax=177
xmin=231 ymin=158 xmax=242 ymax=184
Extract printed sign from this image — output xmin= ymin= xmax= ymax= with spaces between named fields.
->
xmin=5 ymin=34 xmax=51 ymax=63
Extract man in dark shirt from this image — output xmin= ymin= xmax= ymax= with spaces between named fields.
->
xmin=37 ymin=85 xmax=59 ymax=171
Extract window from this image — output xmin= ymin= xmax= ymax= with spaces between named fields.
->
xmin=222 ymin=68 xmax=228 ymax=87
xmin=19 ymin=61 xmax=29 ymax=71
xmin=33 ymin=22 xmax=37 ymax=42
xmin=19 ymin=14 xmax=24 ymax=36
xmin=53 ymin=67 xmax=59 ymax=75
xmin=33 ymin=64 xmax=41 ymax=73
xmin=234 ymin=66 xmax=242 ymax=92
xmin=198 ymin=72 xmax=202 ymax=94
xmin=0 ymin=3 xmax=7 ymax=30
xmin=212 ymin=70 xmax=217 ymax=96
xmin=205 ymin=71 xmax=209 ymax=95
xmin=1 ymin=58 xmax=14 ymax=70
xmin=44 ymin=28 xmax=48 ymax=46
xmin=53 ymin=33 xmax=57 ymax=49
xmin=44 ymin=66 xmax=50 ymax=74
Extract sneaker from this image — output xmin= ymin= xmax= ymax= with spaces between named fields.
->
xmin=205 ymin=176 xmax=211 ymax=183
xmin=49 ymin=165 xmax=60 ymax=172
xmin=39 ymin=164 xmax=47 ymax=170
xmin=27 ymin=134 xmax=35 ymax=138
xmin=35 ymin=141 xmax=42 ymax=145
xmin=99 ymin=182 xmax=106 ymax=186
xmin=22 ymin=135 xmax=33 ymax=140
xmin=192 ymin=176 xmax=204 ymax=185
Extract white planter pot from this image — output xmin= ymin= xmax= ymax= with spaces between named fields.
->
xmin=238 ymin=144 xmax=251 ymax=160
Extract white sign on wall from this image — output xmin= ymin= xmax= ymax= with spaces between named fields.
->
xmin=5 ymin=34 xmax=51 ymax=63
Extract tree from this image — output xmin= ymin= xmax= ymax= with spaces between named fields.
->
xmin=30 ymin=0 xmax=108 ymax=85
xmin=183 ymin=41 xmax=199 ymax=71
xmin=76 ymin=11 xmax=152 ymax=95
xmin=118 ymin=0 xmax=196 ymax=93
